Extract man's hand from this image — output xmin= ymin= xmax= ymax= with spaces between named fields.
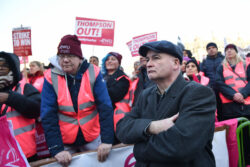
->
xmin=97 ymin=143 xmax=112 ymax=162
xmin=54 ymin=151 xmax=72 ymax=167
xmin=233 ymin=93 xmax=244 ymax=103
xmin=148 ymin=113 xmax=179 ymax=135
xmin=0 ymin=92 xmax=9 ymax=103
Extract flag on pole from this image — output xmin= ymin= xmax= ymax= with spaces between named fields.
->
xmin=177 ymin=36 xmax=185 ymax=51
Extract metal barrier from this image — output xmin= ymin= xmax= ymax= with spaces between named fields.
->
xmin=237 ymin=118 xmax=250 ymax=167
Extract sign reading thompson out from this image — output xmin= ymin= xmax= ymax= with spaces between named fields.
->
xmin=75 ymin=17 xmax=115 ymax=46
xmin=12 ymin=27 xmax=32 ymax=57
xmin=127 ymin=32 xmax=157 ymax=57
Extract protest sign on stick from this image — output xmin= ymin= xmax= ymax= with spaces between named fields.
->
xmin=75 ymin=17 xmax=115 ymax=46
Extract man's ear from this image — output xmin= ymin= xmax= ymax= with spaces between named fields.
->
xmin=174 ymin=58 xmax=180 ymax=65
xmin=173 ymin=58 xmax=181 ymax=71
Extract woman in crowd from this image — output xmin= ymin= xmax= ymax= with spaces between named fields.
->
xmin=0 ymin=52 xmax=40 ymax=162
xmin=89 ymin=56 xmax=99 ymax=67
xmin=181 ymin=57 xmax=191 ymax=74
xmin=183 ymin=59 xmax=209 ymax=86
xmin=131 ymin=60 xmax=140 ymax=81
xmin=28 ymin=61 xmax=44 ymax=93
xmin=216 ymin=44 xmax=250 ymax=120
xmin=28 ymin=61 xmax=50 ymax=159
xmin=102 ymin=52 xmax=130 ymax=137
xmin=183 ymin=49 xmax=193 ymax=59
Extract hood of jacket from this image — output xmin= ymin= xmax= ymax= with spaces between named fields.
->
xmin=0 ymin=51 xmax=21 ymax=87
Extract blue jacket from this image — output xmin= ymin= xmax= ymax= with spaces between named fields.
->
xmin=41 ymin=60 xmax=114 ymax=156
xmin=200 ymin=53 xmax=224 ymax=89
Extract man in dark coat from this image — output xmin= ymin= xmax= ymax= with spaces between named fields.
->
xmin=200 ymin=42 xmax=224 ymax=120
xmin=116 ymin=40 xmax=216 ymax=167
xmin=132 ymin=56 xmax=155 ymax=107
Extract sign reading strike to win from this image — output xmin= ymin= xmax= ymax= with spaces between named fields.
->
xmin=75 ymin=17 xmax=115 ymax=46
xmin=127 ymin=32 xmax=157 ymax=57
xmin=12 ymin=28 xmax=32 ymax=57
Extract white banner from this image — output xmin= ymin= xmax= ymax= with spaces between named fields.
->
xmin=129 ymin=32 xmax=157 ymax=57
xmin=41 ymin=130 xmax=230 ymax=167
xmin=212 ymin=129 xmax=229 ymax=167
xmin=41 ymin=146 xmax=135 ymax=167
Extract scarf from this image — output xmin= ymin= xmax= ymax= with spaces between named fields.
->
xmin=0 ymin=71 xmax=13 ymax=89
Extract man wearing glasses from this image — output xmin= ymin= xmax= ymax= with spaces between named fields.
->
xmin=41 ymin=35 xmax=114 ymax=166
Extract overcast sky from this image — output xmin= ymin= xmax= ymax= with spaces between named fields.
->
xmin=0 ymin=0 xmax=249 ymax=74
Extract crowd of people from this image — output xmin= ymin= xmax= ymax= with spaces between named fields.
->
xmin=0 ymin=34 xmax=249 ymax=166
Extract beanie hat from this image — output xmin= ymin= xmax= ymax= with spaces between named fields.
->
xmin=184 ymin=49 xmax=193 ymax=58
xmin=186 ymin=59 xmax=200 ymax=72
xmin=206 ymin=42 xmax=218 ymax=50
xmin=183 ymin=56 xmax=191 ymax=62
xmin=108 ymin=52 xmax=122 ymax=65
xmin=225 ymin=44 xmax=238 ymax=53
xmin=101 ymin=52 xmax=123 ymax=75
xmin=57 ymin=35 xmax=83 ymax=59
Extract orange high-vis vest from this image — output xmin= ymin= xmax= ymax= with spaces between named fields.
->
xmin=200 ymin=75 xmax=209 ymax=86
xmin=45 ymin=64 xmax=100 ymax=143
xmin=219 ymin=61 xmax=250 ymax=104
xmin=113 ymin=75 xmax=133 ymax=131
xmin=130 ymin=78 xmax=139 ymax=105
xmin=31 ymin=76 xmax=44 ymax=93
xmin=1 ymin=83 xmax=36 ymax=158
xmin=246 ymin=57 xmax=250 ymax=64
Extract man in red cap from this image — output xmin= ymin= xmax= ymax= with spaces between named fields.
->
xmin=41 ymin=35 xmax=114 ymax=166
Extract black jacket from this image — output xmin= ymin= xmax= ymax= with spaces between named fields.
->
xmin=133 ymin=67 xmax=154 ymax=107
xmin=104 ymin=69 xmax=129 ymax=108
xmin=0 ymin=52 xmax=40 ymax=118
xmin=116 ymin=74 xmax=216 ymax=167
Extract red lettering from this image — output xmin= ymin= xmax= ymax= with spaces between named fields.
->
xmin=77 ymin=28 xmax=100 ymax=37
xmin=77 ymin=28 xmax=84 ymax=35
xmin=124 ymin=153 xmax=136 ymax=167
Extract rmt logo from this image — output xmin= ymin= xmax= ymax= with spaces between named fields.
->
xmin=100 ymin=39 xmax=112 ymax=44
xmin=59 ymin=45 xmax=70 ymax=50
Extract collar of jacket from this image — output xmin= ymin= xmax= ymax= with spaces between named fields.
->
xmin=206 ymin=52 xmax=224 ymax=59
xmin=152 ymin=73 xmax=187 ymax=98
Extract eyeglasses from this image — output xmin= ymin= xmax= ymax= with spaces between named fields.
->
xmin=58 ymin=55 xmax=76 ymax=60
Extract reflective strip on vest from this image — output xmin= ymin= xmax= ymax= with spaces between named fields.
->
xmin=224 ymin=75 xmax=233 ymax=80
xmin=88 ymin=64 xmax=95 ymax=94
xmin=116 ymin=109 xmax=126 ymax=114
xmin=14 ymin=123 xmax=35 ymax=136
xmin=6 ymin=110 xmax=21 ymax=118
xmin=58 ymin=109 xmax=98 ymax=126
xmin=51 ymin=72 xmax=59 ymax=96
xmin=236 ymin=77 xmax=246 ymax=81
xmin=79 ymin=109 xmax=98 ymax=125
xmin=79 ymin=101 xmax=95 ymax=110
xmin=228 ymin=84 xmax=235 ymax=88
xmin=6 ymin=86 xmax=23 ymax=118
xmin=120 ymin=99 xmax=130 ymax=103
xmin=58 ymin=113 xmax=78 ymax=125
xmin=58 ymin=105 xmax=75 ymax=112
